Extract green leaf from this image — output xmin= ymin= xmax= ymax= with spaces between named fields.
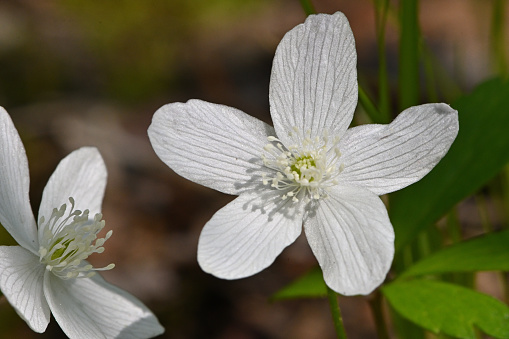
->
xmin=391 ymin=77 xmax=509 ymax=251
xmin=391 ymin=307 xmax=427 ymax=339
xmin=383 ymin=280 xmax=509 ymax=339
xmin=400 ymin=230 xmax=509 ymax=279
xmin=271 ymin=267 xmax=327 ymax=300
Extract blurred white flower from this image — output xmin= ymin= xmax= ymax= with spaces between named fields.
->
xmin=148 ymin=12 xmax=459 ymax=295
xmin=0 ymin=107 xmax=164 ymax=338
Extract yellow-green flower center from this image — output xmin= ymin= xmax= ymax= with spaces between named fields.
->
xmin=49 ymin=237 xmax=74 ymax=261
xmin=261 ymin=129 xmax=344 ymax=202
xmin=290 ymin=156 xmax=316 ymax=182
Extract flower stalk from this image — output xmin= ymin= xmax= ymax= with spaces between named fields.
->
xmin=327 ymin=286 xmax=348 ymax=339
xmin=368 ymin=290 xmax=390 ymax=339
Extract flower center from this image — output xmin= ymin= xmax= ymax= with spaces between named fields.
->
xmin=38 ymin=197 xmax=114 ymax=279
xmin=261 ymin=128 xmax=344 ymax=202
xmin=290 ymin=156 xmax=316 ymax=181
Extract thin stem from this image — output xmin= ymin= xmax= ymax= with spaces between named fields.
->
xmin=417 ymin=229 xmax=431 ymax=259
xmin=402 ymin=245 xmax=414 ymax=270
xmin=476 ymin=192 xmax=509 ymax=299
xmin=500 ymin=165 xmax=509 ymax=229
xmin=326 ymin=286 xmax=348 ymax=339
xmin=446 ymin=207 xmax=461 ymax=244
xmin=358 ymin=85 xmax=382 ymax=123
xmin=368 ymin=291 xmax=390 ymax=339
xmin=399 ymin=0 xmax=420 ymax=110
xmin=422 ymin=43 xmax=438 ymax=102
xmin=420 ymin=43 xmax=462 ymax=102
xmin=504 ymin=272 xmax=509 ymax=303
xmin=475 ymin=194 xmax=493 ymax=233
xmin=299 ymin=0 xmax=316 ymax=16
xmin=491 ymin=0 xmax=508 ymax=76
xmin=374 ymin=0 xmax=391 ymax=123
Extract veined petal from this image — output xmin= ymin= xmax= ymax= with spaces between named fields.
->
xmin=148 ymin=99 xmax=274 ymax=195
xmin=269 ymin=12 xmax=357 ymax=146
xmin=38 ymin=147 xmax=107 ymax=235
xmin=338 ymin=103 xmax=459 ymax=195
xmin=0 ymin=246 xmax=50 ymax=332
xmin=304 ymin=185 xmax=394 ymax=295
xmin=198 ymin=191 xmax=304 ymax=279
xmin=44 ymin=272 xmax=164 ymax=339
xmin=0 ymin=108 xmax=38 ymax=253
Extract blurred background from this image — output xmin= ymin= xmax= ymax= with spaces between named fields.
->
xmin=0 ymin=0 xmax=507 ymax=338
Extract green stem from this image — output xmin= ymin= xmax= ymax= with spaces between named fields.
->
xmin=504 ymin=272 xmax=509 ymax=303
xmin=420 ymin=43 xmax=462 ymax=102
xmin=399 ymin=0 xmax=420 ymax=110
xmin=402 ymin=244 xmax=414 ymax=270
xmin=475 ymin=194 xmax=493 ymax=233
xmin=368 ymin=291 xmax=390 ymax=339
xmin=326 ymin=286 xmax=348 ymax=339
xmin=358 ymin=85 xmax=382 ymax=123
xmin=503 ymin=166 xmax=509 ymax=229
xmin=299 ymin=0 xmax=316 ymax=16
xmin=445 ymin=207 xmax=461 ymax=244
xmin=374 ymin=0 xmax=391 ymax=123
xmin=421 ymin=43 xmax=438 ymax=102
xmin=491 ymin=0 xmax=508 ymax=76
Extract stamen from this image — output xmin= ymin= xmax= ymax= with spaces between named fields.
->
xmin=261 ymin=127 xmax=344 ymax=202
xmin=38 ymin=198 xmax=115 ymax=280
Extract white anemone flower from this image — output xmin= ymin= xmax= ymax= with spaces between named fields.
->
xmin=0 ymin=108 xmax=164 ymax=338
xmin=148 ymin=12 xmax=459 ymax=295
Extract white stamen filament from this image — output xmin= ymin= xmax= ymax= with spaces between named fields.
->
xmin=261 ymin=128 xmax=344 ymax=202
xmin=38 ymin=197 xmax=115 ymax=279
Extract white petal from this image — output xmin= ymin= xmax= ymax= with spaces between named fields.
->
xmin=38 ymin=147 xmax=107 ymax=234
xmin=0 ymin=108 xmax=38 ymax=253
xmin=44 ymin=272 xmax=164 ymax=339
xmin=0 ymin=246 xmax=50 ymax=332
xmin=198 ymin=191 xmax=304 ymax=279
xmin=304 ymin=185 xmax=394 ymax=295
xmin=269 ymin=12 xmax=357 ymax=146
xmin=148 ymin=99 xmax=274 ymax=195
xmin=338 ymin=103 xmax=459 ymax=195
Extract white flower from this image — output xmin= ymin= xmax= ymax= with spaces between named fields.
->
xmin=0 ymin=108 xmax=164 ymax=338
xmin=148 ymin=12 xmax=459 ymax=295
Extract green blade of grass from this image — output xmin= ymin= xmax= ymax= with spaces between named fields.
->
xmin=398 ymin=0 xmax=420 ymax=110
xmin=358 ymin=85 xmax=383 ymax=123
xmin=374 ymin=0 xmax=391 ymax=123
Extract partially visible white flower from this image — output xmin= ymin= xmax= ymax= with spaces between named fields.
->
xmin=148 ymin=12 xmax=459 ymax=295
xmin=0 ymin=107 xmax=164 ymax=338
